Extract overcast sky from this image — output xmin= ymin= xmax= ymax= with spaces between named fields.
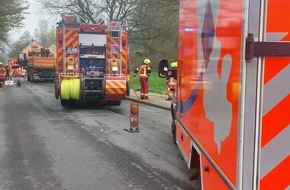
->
xmin=10 ymin=0 xmax=58 ymax=41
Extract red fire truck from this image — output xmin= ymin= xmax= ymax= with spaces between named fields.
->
xmin=54 ymin=15 xmax=130 ymax=106
xmin=159 ymin=0 xmax=290 ymax=189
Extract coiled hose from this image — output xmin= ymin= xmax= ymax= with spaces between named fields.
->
xmin=61 ymin=78 xmax=80 ymax=100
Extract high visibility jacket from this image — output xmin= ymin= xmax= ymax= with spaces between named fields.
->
xmin=135 ymin=64 xmax=151 ymax=78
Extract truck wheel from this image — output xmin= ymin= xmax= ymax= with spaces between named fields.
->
xmin=12 ymin=73 xmax=16 ymax=77
xmin=61 ymin=99 xmax=70 ymax=106
xmin=171 ymin=103 xmax=176 ymax=120
xmin=61 ymin=99 xmax=76 ymax=106
xmin=114 ymin=100 xmax=121 ymax=105
xmin=54 ymin=79 xmax=59 ymax=99
xmin=171 ymin=120 xmax=177 ymax=145
xmin=107 ymin=100 xmax=121 ymax=106
xmin=126 ymin=82 xmax=130 ymax=97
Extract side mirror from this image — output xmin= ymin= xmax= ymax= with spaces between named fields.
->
xmin=158 ymin=59 xmax=169 ymax=78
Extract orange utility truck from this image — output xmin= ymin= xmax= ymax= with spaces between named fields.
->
xmin=26 ymin=55 xmax=56 ymax=82
xmin=159 ymin=0 xmax=290 ymax=189
xmin=18 ymin=48 xmax=56 ymax=82
xmin=54 ymin=15 xmax=130 ymax=106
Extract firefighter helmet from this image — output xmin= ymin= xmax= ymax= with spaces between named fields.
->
xmin=170 ymin=62 xmax=178 ymax=68
xmin=144 ymin=59 xmax=151 ymax=65
xmin=0 ymin=62 xmax=3 ymax=66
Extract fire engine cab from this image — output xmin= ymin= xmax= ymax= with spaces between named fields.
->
xmin=54 ymin=15 xmax=130 ymax=106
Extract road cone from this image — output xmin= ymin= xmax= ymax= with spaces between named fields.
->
xmin=125 ymin=102 xmax=140 ymax=132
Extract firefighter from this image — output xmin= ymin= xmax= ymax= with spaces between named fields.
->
xmin=166 ymin=61 xmax=178 ymax=100
xmin=134 ymin=58 xmax=151 ymax=99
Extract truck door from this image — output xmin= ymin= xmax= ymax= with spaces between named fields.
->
xmin=243 ymin=0 xmax=290 ymax=189
xmin=177 ymin=0 xmax=244 ymax=189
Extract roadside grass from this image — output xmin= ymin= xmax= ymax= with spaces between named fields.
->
xmin=130 ymin=72 xmax=167 ymax=95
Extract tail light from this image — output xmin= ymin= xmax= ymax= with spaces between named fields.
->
xmin=58 ymin=35 xmax=63 ymax=44
xmin=122 ymin=39 xmax=127 ymax=47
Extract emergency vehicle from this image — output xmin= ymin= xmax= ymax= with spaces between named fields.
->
xmin=159 ymin=0 xmax=290 ymax=189
xmin=54 ymin=15 xmax=130 ymax=106
xmin=8 ymin=58 xmax=24 ymax=77
xmin=9 ymin=64 xmax=23 ymax=77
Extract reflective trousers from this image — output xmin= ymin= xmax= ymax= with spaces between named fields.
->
xmin=139 ymin=77 xmax=148 ymax=99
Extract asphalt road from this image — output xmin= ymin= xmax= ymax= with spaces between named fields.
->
xmin=0 ymin=78 xmax=200 ymax=190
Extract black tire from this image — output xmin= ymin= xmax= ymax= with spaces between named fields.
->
xmin=12 ymin=73 xmax=16 ymax=77
xmin=61 ymin=99 xmax=69 ymax=106
xmin=60 ymin=99 xmax=72 ymax=107
xmin=61 ymin=99 xmax=76 ymax=106
xmin=171 ymin=103 xmax=177 ymax=120
xmin=171 ymin=120 xmax=177 ymax=145
xmin=106 ymin=101 xmax=113 ymax=105
xmin=107 ymin=100 xmax=121 ymax=106
xmin=126 ymin=81 xmax=130 ymax=97
xmin=27 ymin=71 xmax=31 ymax=81
xmin=54 ymin=79 xmax=59 ymax=99
xmin=114 ymin=100 xmax=121 ymax=105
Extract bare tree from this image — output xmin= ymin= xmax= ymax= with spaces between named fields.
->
xmin=38 ymin=20 xmax=49 ymax=45
xmin=39 ymin=0 xmax=103 ymax=23
xmin=39 ymin=0 xmax=139 ymax=23
xmin=34 ymin=20 xmax=56 ymax=46
xmin=129 ymin=0 xmax=179 ymax=68
xmin=100 ymin=0 xmax=139 ymax=21
xmin=38 ymin=0 xmax=180 ymax=70
xmin=8 ymin=31 xmax=33 ymax=58
xmin=46 ymin=27 xmax=56 ymax=47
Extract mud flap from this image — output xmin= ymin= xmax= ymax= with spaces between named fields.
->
xmin=105 ymin=76 xmax=126 ymax=101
